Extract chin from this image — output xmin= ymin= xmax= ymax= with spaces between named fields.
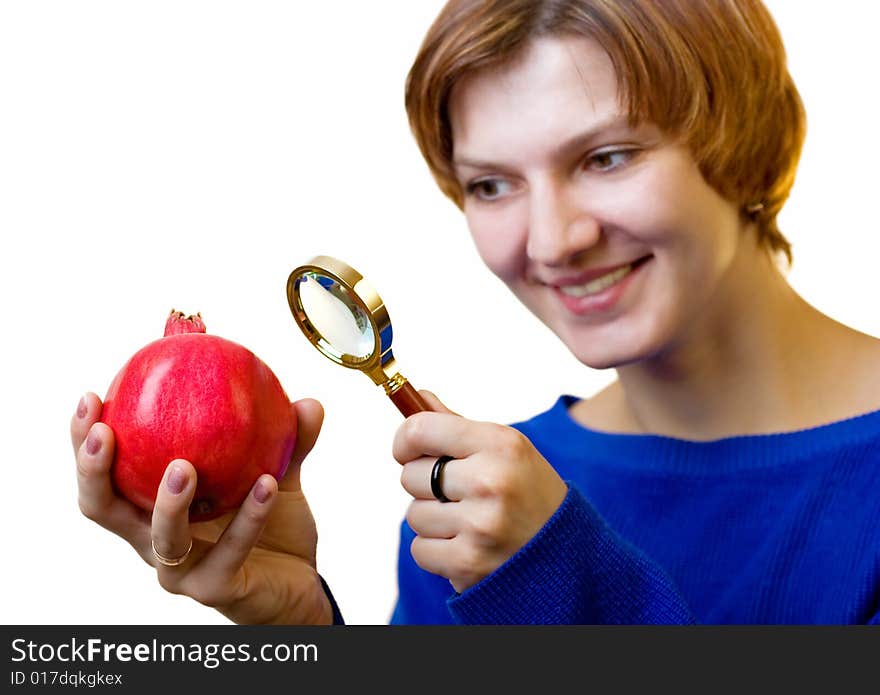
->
xmin=557 ymin=319 xmax=668 ymax=371
xmin=568 ymin=345 xmax=645 ymax=370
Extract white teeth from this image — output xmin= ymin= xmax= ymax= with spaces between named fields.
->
xmin=558 ymin=264 xmax=633 ymax=297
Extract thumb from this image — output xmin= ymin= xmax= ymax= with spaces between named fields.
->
xmin=418 ymin=389 xmax=460 ymax=416
xmin=279 ymin=398 xmax=324 ymax=492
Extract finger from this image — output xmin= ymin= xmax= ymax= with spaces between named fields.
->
xmin=191 ymin=474 xmax=278 ymax=580
xmin=418 ymin=390 xmax=460 ymax=416
xmin=76 ymin=421 xmax=152 ymax=555
xmin=400 ymin=456 xmax=465 ymax=502
xmin=409 ymin=535 xmax=459 ymax=579
xmin=279 ymin=398 xmax=324 ymax=493
xmin=405 ymin=498 xmax=460 ymax=539
xmin=71 ymin=392 xmax=101 ymax=454
xmin=150 ymin=459 xmax=197 ymax=570
xmin=393 ymin=411 xmax=488 ymax=465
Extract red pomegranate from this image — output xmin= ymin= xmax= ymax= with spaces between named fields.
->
xmin=100 ymin=310 xmax=298 ymax=521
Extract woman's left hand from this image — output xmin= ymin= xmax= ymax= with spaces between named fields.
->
xmin=395 ymin=391 xmax=568 ymax=593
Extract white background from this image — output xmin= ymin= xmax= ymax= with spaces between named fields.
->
xmin=1 ymin=1 xmax=877 ymax=625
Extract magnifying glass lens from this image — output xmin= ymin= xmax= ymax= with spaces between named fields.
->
xmin=297 ymin=272 xmax=375 ymax=361
xmin=288 ymin=255 xmax=431 ymax=418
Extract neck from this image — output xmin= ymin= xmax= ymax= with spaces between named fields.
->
xmin=611 ymin=242 xmax=868 ymax=440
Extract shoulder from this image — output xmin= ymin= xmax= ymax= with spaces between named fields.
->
xmin=812 ymin=326 xmax=880 ymax=424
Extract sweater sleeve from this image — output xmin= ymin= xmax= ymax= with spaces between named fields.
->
xmin=318 ymin=575 xmax=345 ymax=625
xmin=447 ymin=483 xmax=697 ymax=624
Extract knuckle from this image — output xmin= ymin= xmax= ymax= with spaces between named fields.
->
xmin=240 ymin=503 xmax=266 ymax=527
xmin=395 ymin=413 xmax=434 ymax=463
xmin=469 ymin=473 xmax=494 ymax=499
xmin=496 ymin=427 xmax=528 ymax=459
xmin=404 ymin=412 xmax=432 ymax=446
xmin=470 ymin=465 xmax=508 ymax=499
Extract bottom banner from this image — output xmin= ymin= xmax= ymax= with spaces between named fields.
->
xmin=3 ymin=625 xmax=878 ymax=690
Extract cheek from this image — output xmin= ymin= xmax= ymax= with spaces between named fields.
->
xmin=465 ymin=207 xmax=526 ymax=281
xmin=636 ymin=158 xmax=740 ymax=250
xmin=603 ymin=178 xmax=688 ymax=247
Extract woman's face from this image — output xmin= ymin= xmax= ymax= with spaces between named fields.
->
xmin=448 ymin=36 xmax=748 ymax=369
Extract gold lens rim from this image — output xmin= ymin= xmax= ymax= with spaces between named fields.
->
xmin=286 ymin=255 xmax=393 ymax=373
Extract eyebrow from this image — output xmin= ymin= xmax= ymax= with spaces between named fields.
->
xmin=452 ymin=114 xmax=634 ymax=171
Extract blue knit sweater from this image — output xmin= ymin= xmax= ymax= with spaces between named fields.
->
xmin=389 ymin=395 xmax=880 ymax=624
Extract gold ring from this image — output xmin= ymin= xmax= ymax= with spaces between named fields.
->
xmin=151 ymin=537 xmax=193 ymax=567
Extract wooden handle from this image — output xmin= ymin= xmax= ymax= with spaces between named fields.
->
xmin=389 ymin=381 xmax=430 ymax=418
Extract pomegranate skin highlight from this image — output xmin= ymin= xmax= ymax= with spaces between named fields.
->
xmin=100 ymin=311 xmax=298 ymax=522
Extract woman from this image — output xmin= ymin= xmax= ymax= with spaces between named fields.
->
xmin=71 ymin=0 xmax=880 ymax=624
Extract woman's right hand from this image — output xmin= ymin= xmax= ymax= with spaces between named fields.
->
xmin=71 ymin=392 xmax=332 ymax=625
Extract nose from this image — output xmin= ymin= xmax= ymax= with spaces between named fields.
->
xmin=525 ymin=179 xmax=601 ymax=266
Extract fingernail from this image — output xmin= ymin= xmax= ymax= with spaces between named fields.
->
xmin=253 ymin=479 xmax=271 ymax=504
xmin=76 ymin=396 xmax=87 ymax=419
xmin=85 ymin=428 xmax=101 ymax=456
xmin=167 ymin=465 xmax=188 ymax=495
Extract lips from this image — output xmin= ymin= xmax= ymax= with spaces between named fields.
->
xmin=543 ymin=255 xmax=654 ymax=288
xmin=545 ymin=254 xmax=654 ymax=315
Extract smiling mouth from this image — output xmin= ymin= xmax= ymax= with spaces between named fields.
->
xmin=556 ymin=255 xmax=653 ymax=298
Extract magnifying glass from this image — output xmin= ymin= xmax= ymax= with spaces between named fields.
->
xmin=286 ymin=255 xmax=430 ymax=418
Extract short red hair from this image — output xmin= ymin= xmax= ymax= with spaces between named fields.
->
xmin=405 ymin=0 xmax=806 ymax=262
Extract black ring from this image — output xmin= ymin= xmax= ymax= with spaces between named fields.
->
xmin=430 ymin=455 xmax=454 ymax=503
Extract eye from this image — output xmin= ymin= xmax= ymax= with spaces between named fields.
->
xmin=585 ymin=148 xmax=636 ymax=173
xmin=465 ymin=178 xmax=514 ymax=202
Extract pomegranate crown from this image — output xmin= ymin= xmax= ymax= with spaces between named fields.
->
xmin=164 ymin=309 xmax=207 ymax=336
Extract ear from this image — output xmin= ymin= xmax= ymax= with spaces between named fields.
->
xmin=418 ymin=389 xmax=460 ymax=417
